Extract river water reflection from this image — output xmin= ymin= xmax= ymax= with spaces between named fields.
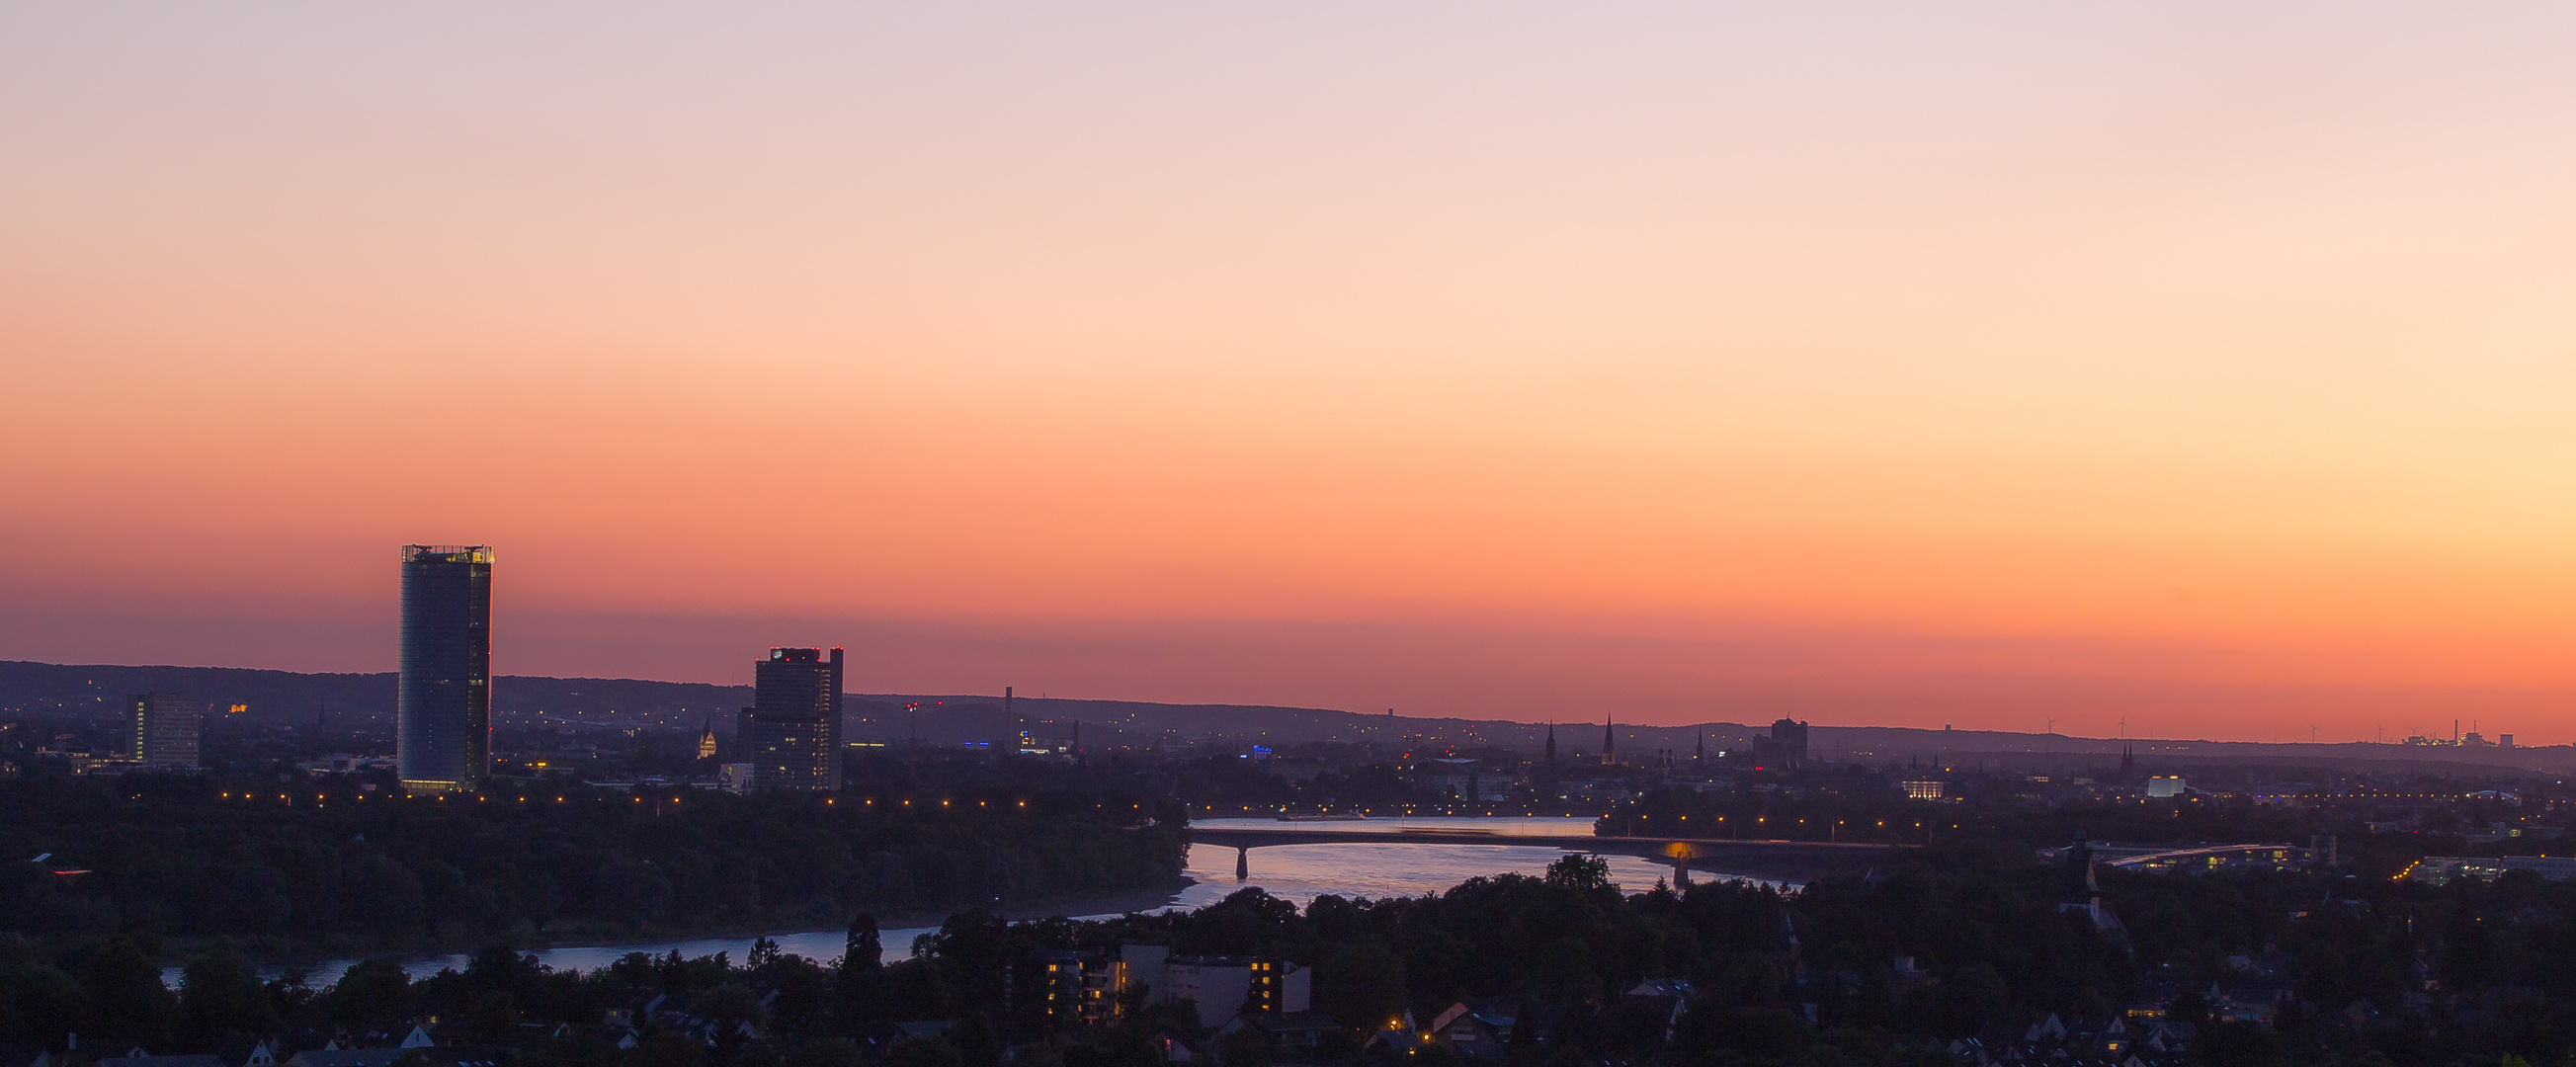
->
xmin=1169 ymin=816 xmax=1701 ymax=911
xmin=210 ymin=817 xmax=1785 ymax=987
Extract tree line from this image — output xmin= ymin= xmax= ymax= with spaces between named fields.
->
xmin=17 ymin=840 xmax=2576 ymax=1065
xmin=0 ymin=775 xmax=1189 ymax=951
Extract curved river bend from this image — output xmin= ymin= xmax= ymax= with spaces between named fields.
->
xmin=196 ymin=817 xmax=1784 ymax=986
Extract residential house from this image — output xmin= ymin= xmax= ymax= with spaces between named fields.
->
xmin=1214 ymin=1011 xmax=1342 ymax=1059
xmin=285 ymin=1050 xmax=404 ymax=1067
xmin=109 ymin=1053 xmax=225 ymax=1067
xmin=1154 ymin=1033 xmax=1211 ymax=1064
xmin=1620 ymin=981 xmax=1692 ymax=1044
xmin=1429 ymin=1001 xmax=1516 ymax=1060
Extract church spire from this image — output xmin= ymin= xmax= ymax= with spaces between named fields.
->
xmin=1602 ymin=715 xmax=1616 ymax=766
xmin=1544 ymin=724 xmax=1557 ymax=765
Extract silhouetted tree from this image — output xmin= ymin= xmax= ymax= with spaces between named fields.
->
xmin=844 ymin=913 xmax=881 ymax=972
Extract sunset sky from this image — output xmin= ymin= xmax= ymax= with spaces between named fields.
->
xmin=3 ymin=4 xmax=2572 ymax=741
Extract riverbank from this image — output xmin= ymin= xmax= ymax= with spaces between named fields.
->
xmin=160 ymin=878 xmax=1200 ymax=987
xmin=166 ymin=875 xmax=1190 ymax=984
xmin=160 ymin=830 xmax=1803 ymax=988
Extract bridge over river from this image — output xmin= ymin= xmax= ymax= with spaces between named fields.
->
xmin=1186 ymin=822 xmax=1902 ymax=884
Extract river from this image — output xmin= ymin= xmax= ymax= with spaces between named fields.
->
xmin=183 ymin=817 xmax=1781 ymax=987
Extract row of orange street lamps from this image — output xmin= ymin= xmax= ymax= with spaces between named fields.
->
xmin=201 ymin=789 xmax=1952 ymax=840
xmin=209 ymin=790 xmax=1074 ymax=810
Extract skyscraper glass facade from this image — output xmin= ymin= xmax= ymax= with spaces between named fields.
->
xmin=399 ymin=544 xmax=492 ymax=791
xmin=752 ymin=646 xmax=843 ymax=790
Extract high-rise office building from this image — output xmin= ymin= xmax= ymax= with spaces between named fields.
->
xmin=398 ymin=544 xmax=493 ymax=792
xmin=129 ymin=693 xmax=200 ymax=771
xmin=1770 ymin=717 xmax=1810 ymax=765
xmin=751 ymin=646 xmax=844 ymax=790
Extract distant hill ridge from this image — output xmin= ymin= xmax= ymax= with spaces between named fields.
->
xmin=2 ymin=659 xmax=2562 ymax=772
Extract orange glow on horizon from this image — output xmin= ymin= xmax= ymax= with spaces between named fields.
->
xmin=3 ymin=6 xmax=2573 ymax=741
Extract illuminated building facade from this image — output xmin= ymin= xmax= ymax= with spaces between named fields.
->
xmin=129 ymin=692 xmax=200 ymax=771
xmin=751 ymin=646 xmax=844 ymax=790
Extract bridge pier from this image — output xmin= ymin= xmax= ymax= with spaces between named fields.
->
xmin=1236 ymin=846 xmax=1250 ymax=881
xmin=1671 ymin=855 xmax=1691 ymax=887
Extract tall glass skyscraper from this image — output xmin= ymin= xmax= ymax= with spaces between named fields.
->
xmin=399 ymin=544 xmax=492 ymax=791
xmin=751 ymin=646 xmax=844 ymax=790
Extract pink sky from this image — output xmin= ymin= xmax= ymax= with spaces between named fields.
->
xmin=3 ymin=4 xmax=2572 ymax=740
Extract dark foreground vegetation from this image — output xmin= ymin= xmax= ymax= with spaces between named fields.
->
xmin=10 ymin=841 xmax=2576 ymax=1067
xmin=10 ymin=745 xmax=2576 ymax=1067
xmin=0 ymin=775 xmax=1189 ymax=953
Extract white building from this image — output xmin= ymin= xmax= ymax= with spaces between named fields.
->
xmin=130 ymin=693 xmax=201 ymax=771
xmin=1161 ymin=955 xmax=1310 ymax=1027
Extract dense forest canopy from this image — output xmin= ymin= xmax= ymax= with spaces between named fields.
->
xmin=0 ymin=774 xmax=1188 ymax=951
xmin=7 ymin=752 xmax=2574 ymax=1067
xmin=15 ymin=845 xmax=2576 ymax=1067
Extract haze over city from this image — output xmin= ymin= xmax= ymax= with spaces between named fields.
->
xmin=6 ymin=4 xmax=2573 ymax=741
xmin=23 ymin=9 xmax=2576 ymax=1067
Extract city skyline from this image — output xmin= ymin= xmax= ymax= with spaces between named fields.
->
xmin=9 ymin=9 xmax=2576 ymax=1066
xmin=4 ymin=6 xmax=2573 ymax=741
